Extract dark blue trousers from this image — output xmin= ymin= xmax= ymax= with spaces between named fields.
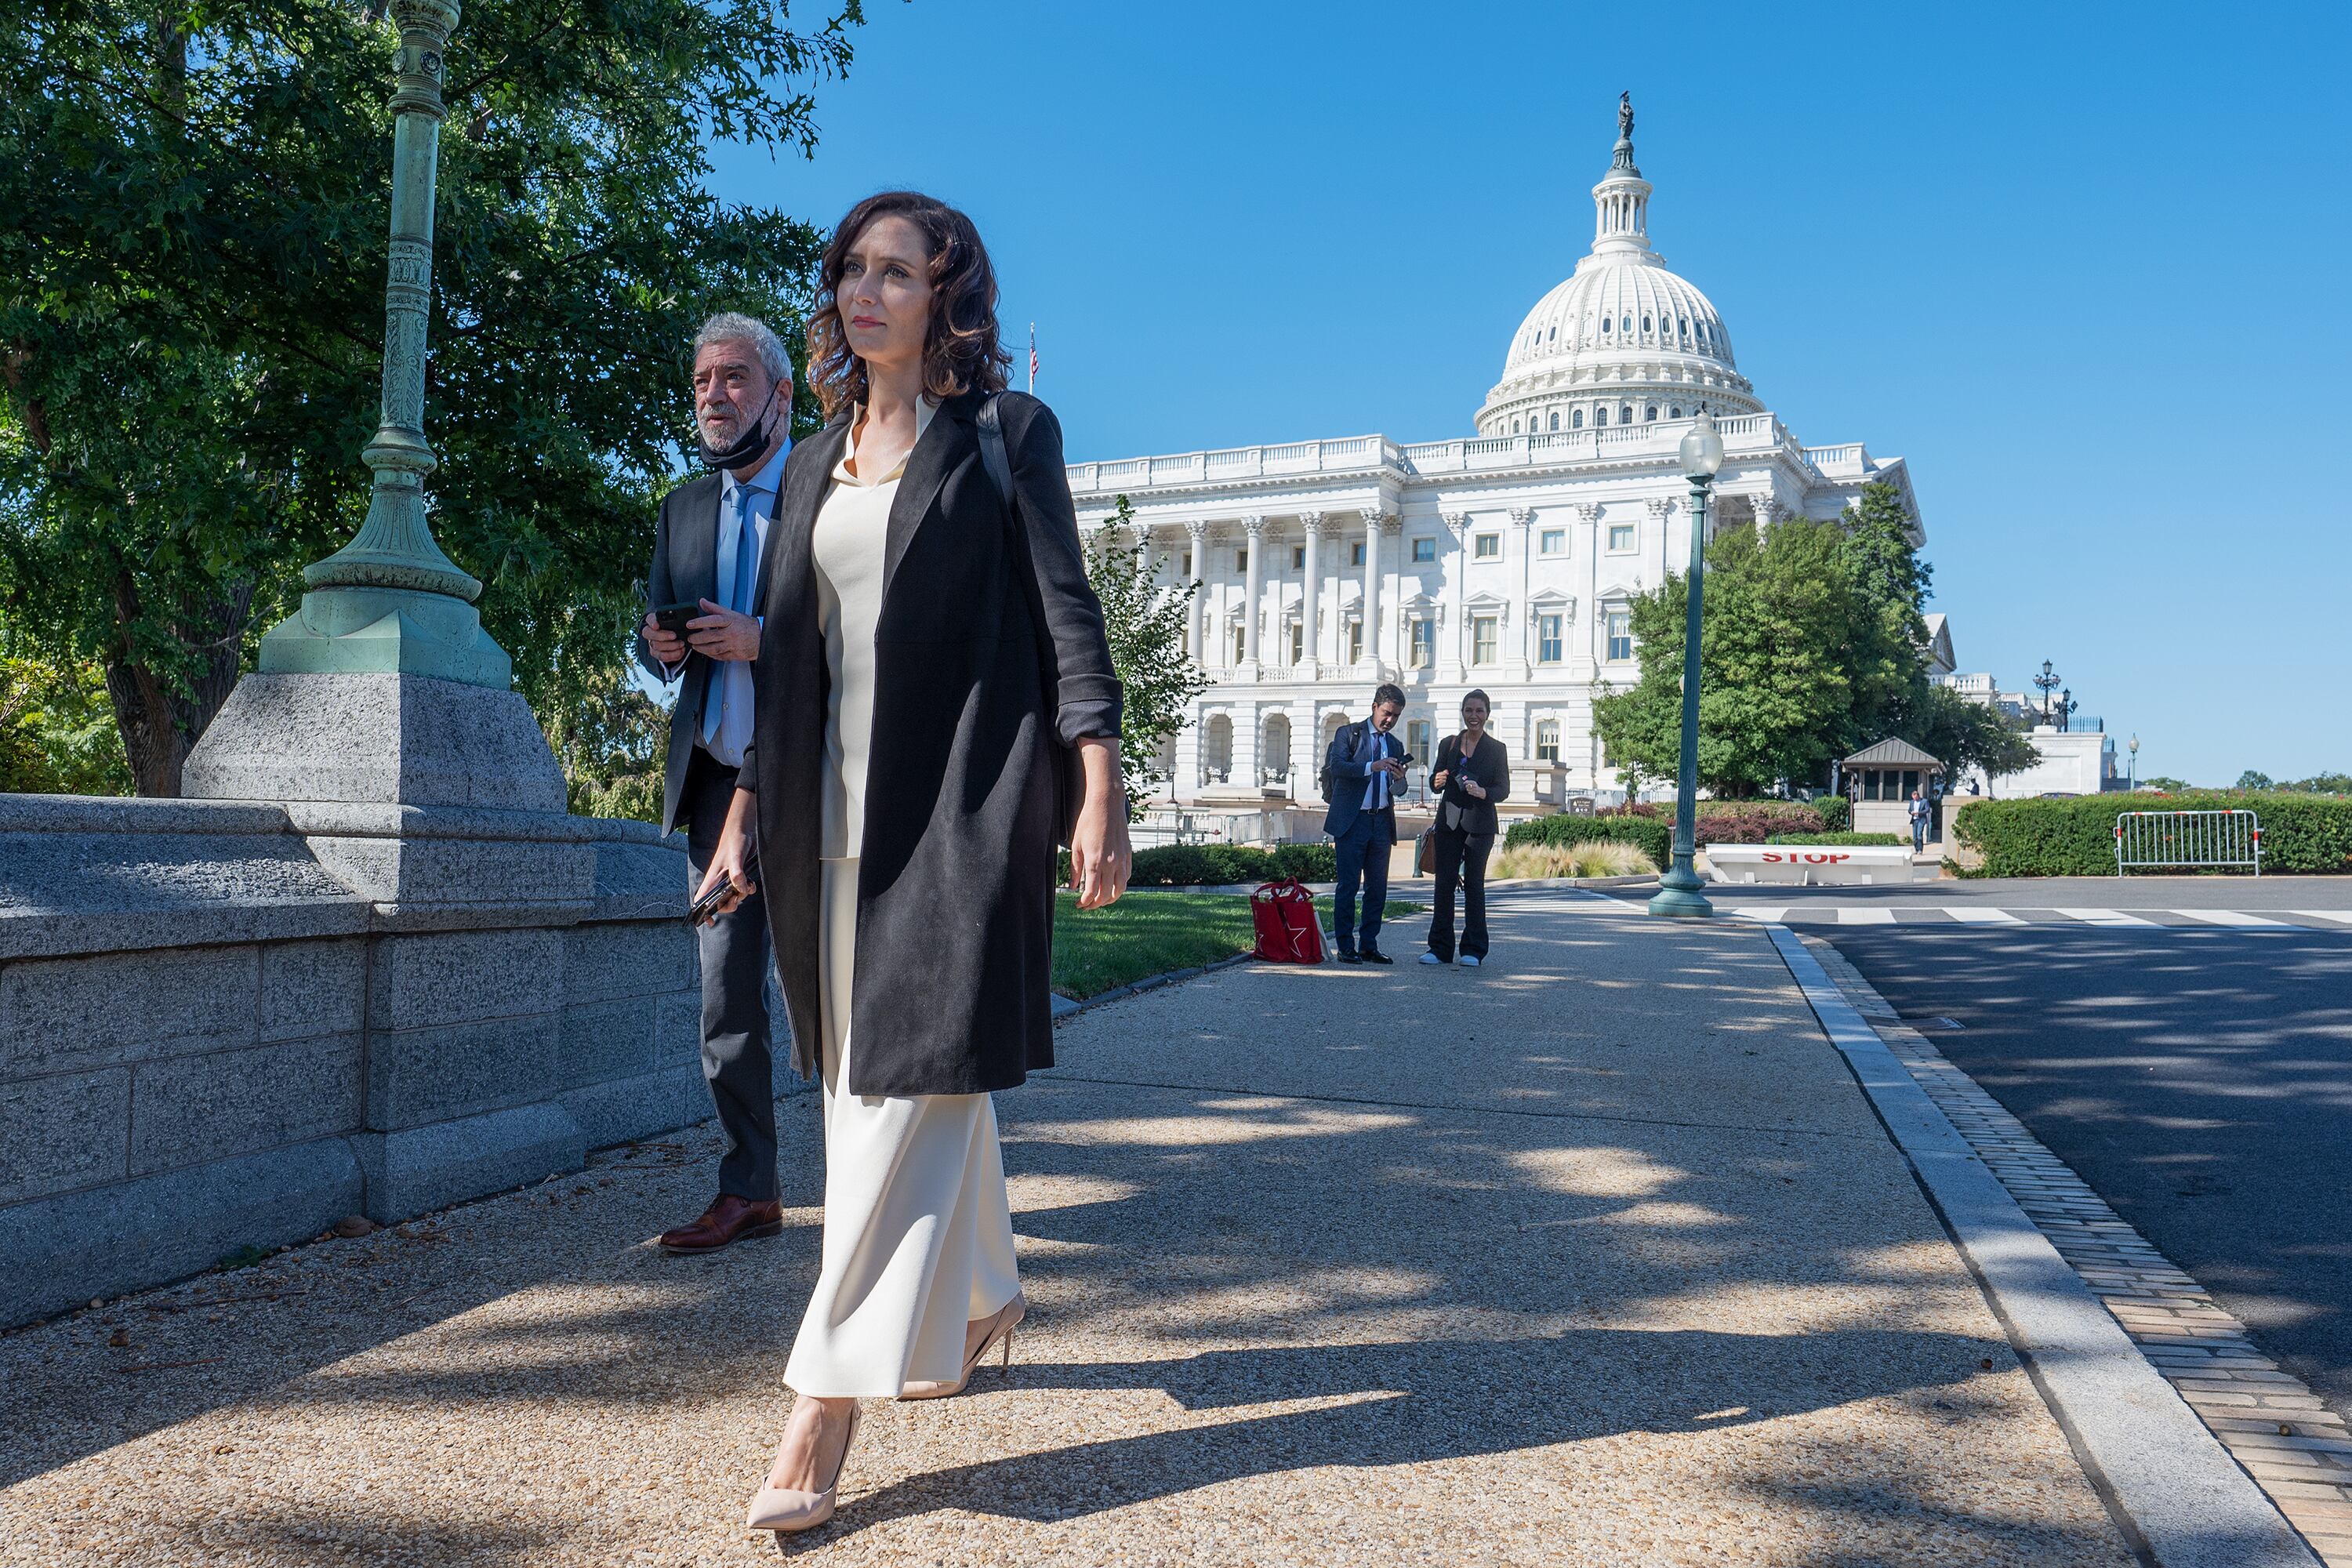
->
xmin=684 ymin=747 xmax=779 ymax=1201
xmin=1331 ymin=808 xmax=1396 ymax=954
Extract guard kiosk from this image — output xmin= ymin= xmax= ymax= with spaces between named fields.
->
xmin=1841 ymin=738 xmax=1946 ymax=845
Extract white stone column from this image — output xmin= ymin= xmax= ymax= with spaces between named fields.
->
xmin=1439 ymin=510 xmax=1468 ymax=681
xmin=1508 ymin=506 xmax=1534 ymax=675
xmin=1240 ymin=515 xmax=1265 ymax=672
xmin=1360 ymin=508 xmax=1384 ymax=678
xmin=1647 ymin=495 xmax=1673 ymax=589
xmin=1576 ymin=503 xmax=1602 ymax=670
xmin=1184 ymin=520 xmax=1208 ymax=665
xmin=1299 ymin=511 xmax=1324 ymax=674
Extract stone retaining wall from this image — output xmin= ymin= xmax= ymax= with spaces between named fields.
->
xmin=0 ymin=794 xmax=790 ymax=1327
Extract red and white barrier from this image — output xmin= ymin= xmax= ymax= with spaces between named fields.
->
xmin=1704 ymin=844 xmax=1918 ymax=886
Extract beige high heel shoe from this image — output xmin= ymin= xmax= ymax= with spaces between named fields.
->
xmin=900 ymin=1293 xmax=1026 ymax=1400
xmin=745 ymin=1402 xmax=861 ymax=1534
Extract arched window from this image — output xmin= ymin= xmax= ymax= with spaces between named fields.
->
xmin=1548 ymin=410 xmax=1559 ymax=430
xmin=1600 ymin=317 xmax=1611 ymax=335
xmin=1669 ymin=405 xmax=1682 ymax=419
xmin=1621 ymin=315 xmax=1632 ymax=334
xmin=1645 ymin=405 xmax=1658 ymax=422
xmin=1511 ymin=416 xmax=1521 ymax=434
xmin=1595 ymin=406 xmax=1608 ymax=427
xmin=1642 ymin=314 xmax=1652 ymax=332
xmin=1571 ymin=408 xmax=1584 ymax=429
xmin=1620 ymin=405 xmax=1633 ymax=424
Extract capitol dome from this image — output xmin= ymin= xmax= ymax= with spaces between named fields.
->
xmin=1476 ymin=99 xmax=1760 ymax=437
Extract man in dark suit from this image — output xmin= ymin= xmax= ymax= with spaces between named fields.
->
xmin=1322 ymin=683 xmax=1408 ymax=964
xmin=635 ymin=312 xmax=793 ymax=1254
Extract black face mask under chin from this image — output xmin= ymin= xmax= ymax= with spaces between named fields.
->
xmin=696 ymin=403 xmax=779 ymax=472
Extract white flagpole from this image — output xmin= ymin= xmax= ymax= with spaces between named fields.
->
xmin=1028 ymin=322 xmax=1036 ymax=394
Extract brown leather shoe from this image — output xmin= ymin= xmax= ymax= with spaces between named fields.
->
xmin=659 ymin=1194 xmax=783 ymax=1255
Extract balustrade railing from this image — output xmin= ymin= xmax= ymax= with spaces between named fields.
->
xmin=1065 ymin=412 xmax=1814 ymax=492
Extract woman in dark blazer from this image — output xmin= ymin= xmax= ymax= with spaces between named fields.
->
xmin=1422 ymin=689 xmax=1509 ymax=967
xmin=696 ymin=191 xmax=1131 ymax=1533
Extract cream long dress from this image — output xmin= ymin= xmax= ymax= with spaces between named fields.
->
xmin=781 ymin=398 xmax=1023 ymax=1399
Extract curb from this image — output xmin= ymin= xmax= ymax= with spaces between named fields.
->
xmin=1050 ymin=951 xmax=1254 ymax=1021
xmin=1768 ymin=923 xmax=2318 ymax=1568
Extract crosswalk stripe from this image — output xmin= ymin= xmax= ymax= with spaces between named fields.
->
xmin=1838 ymin=907 xmax=1898 ymax=925
xmin=1729 ymin=906 xmax=1788 ymax=923
xmin=2175 ymin=909 xmax=2290 ymax=927
xmin=1944 ymin=906 xmax=2022 ymax=924
xmin=2056 ymin=907 xmax=2161 ymax=927
xmin=2291 ymin=909 xmax=2352 ymax=927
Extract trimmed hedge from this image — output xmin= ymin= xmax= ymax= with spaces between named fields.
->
xmin=1812 ymin=795 xmax=1851 ymax=830
xmin=1503 ymin=811 xmax=1675 ymax=869
xmin=1059 ymin=842 xmax=1341 ymax=886
xmin=1953 ymin=792 xmax=2352 ymax=877
xmin=1767 ymin=831 xmax=1905 ymax=846
xmin=1694 ymin=799 xmax=1827 ymax=829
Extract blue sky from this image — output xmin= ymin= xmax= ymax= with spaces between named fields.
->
xmin=707 ymin=1 xmax=2350 ymax=786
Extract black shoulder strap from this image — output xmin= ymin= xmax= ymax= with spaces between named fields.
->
xmin=977 ymin=395 xmax=1014 ymax=511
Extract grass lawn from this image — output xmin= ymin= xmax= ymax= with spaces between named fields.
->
xmin=1051 ymin=891 xmax=1426 ymax=1000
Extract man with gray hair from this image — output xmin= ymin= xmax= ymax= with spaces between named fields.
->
xmin=636 ymin=310 xmax=793 ymax=1254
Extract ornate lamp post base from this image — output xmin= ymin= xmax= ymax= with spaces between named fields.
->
xmin=258 ymin=588 xmax=511 ymax=688
xmin=1648 ymin=873 xmax=1714 ymax=919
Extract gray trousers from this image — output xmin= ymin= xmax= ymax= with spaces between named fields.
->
xmin=684 ymin=746 xmax=779 ymax=1201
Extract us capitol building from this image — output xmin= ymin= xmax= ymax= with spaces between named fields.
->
xmin=1067 ymin=100 xmax=1932 ymax=815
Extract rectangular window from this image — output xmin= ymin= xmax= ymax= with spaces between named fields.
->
xmin=1291 ymin=545 xmax=1305 ymax=569
xmin=1540 ymin=528 xmax=1566 ymax=555
xmin=1536 ymin=718 xmax=1561 ymax=762
xmin=1410 ymin=620 xmax=1434 ymax=669
xmin=1472 ymin=615 xmax=1497 ymax=666
xmin=1606 ymin=611 xmax=1633 ymax=661
xmin=1350 ymin=541 xmax=1366 ymax=566
xmin=1347 ymin=621 xmax=1363 ymax=662
xmin=1180 ymin=550 xmax=1192 ymax=578
xmin=1232 ymin=625 xmax=1247 ymax=665
xmin=1608 ymin=524 xmax=1635 ymax=552
xmin=1411 ymin=536 xmax=1436 ymax=563
xmin=1236 ymin=546 xmax=1249 ymax=572
xmin=1537 ymin=613 xmax=1563 ymax=663
xmin=1474 ymin=533 xmax=1501 ymax=559
xmin=1288 ymin=622 xmax=1304 ymax=664
xmin=1407 ymin=720 xmax=1434 ymax=766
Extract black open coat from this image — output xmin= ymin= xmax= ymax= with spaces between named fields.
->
xmin=735 ymin=390 xmax=1121 ymax=1096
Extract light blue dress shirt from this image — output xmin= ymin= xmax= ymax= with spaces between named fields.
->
xmin=699 ymin=438 xmax=789 ymax=768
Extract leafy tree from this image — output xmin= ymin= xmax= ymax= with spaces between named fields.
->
xmin=1834 ymin=481 xmax=1933 ymax=757
xmin=0 ymin=648 xmax=133 ymax=795
xmin=1086 ymin=496 xmax=1207 ymax=818
xmin=1594 ymin=517 xmax=1871 ymax=797
xmin=0 ymin=0 xmax=859 ymax=794
xmin=1907 ymin=682 xmax=2037 ymax=786
xmin=2281 ymin=771 xmax=2352 ymax=795
xmin=2234 ymin=770 xmax=2274 ymax=791
xmin=2140 ymin=775 xmax=2190 ymax=792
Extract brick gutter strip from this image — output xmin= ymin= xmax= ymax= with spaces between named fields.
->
xmin=1799 ymin=934 xmax=2352 ymax=1568
xmin=1769 ymin=924 xmax=2319 ymax=1568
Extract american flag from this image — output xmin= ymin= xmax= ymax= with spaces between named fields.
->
xmin=1027 ymin=323 xmax=1037 ymax=393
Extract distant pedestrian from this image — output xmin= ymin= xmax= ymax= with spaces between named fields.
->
xmin=696 ymin=191 xmax=1131 ymax=1535
xmin=1323 ymin=684 xmax=1408 ymax=964
xmin=635 ymin=311 xmax=794 ymax=1259
xmin=1423 ymin=690 xmax=1509 ymax=968
xmin=1908 ymin=787 xmax=1931 ymax=852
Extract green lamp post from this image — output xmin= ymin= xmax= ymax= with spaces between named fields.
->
xmin=1648 ymin=411 xmax=1723 ymax=919
xmin=254 ymin=0 xmax=510 ymax=688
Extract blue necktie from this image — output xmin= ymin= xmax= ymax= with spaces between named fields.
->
xmin=730 ymin=485 xmax=760 ymax=614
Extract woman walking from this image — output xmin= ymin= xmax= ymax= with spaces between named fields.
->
xmin=1421 ymin=690 xmax=1508 ymax=967
xmin=695 ymin=191 xmax=1132 ymax=1534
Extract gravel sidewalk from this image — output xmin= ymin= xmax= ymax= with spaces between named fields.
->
xmin=0 ymin=890 xmax=2135 ymax=1566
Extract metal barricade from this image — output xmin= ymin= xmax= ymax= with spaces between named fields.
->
xmin=2115 ymin=809 xmax=2262 ymax=877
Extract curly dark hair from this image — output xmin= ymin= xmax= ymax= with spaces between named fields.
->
xmin=805 ymin=191 xmax=1011 ymax=422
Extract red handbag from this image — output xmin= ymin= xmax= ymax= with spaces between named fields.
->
xmin=1250 ymin=878 xmax=1327 ymax=964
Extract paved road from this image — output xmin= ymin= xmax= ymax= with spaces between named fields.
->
xmin=1817 ymin=916 xmax=2352 ymax=1422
